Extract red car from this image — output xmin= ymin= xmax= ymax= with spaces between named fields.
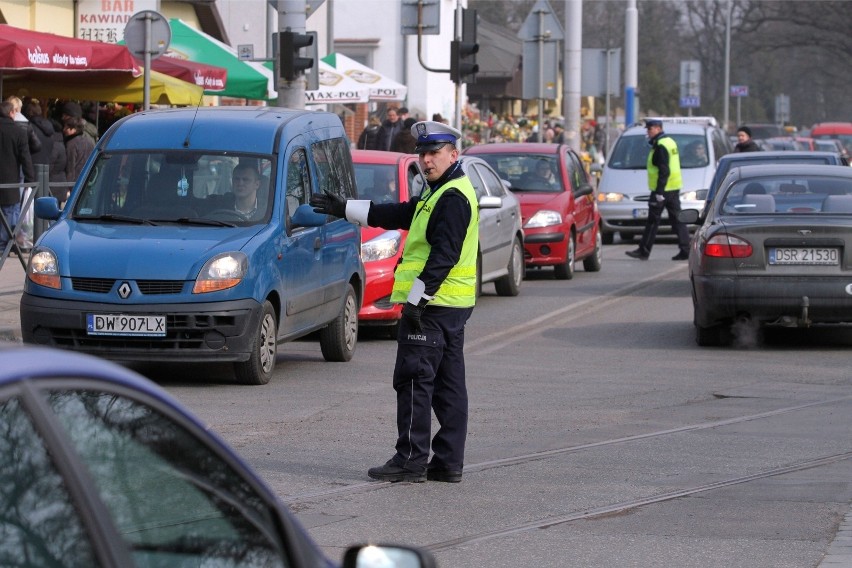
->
xmin=352 ymin=149 xmax=525 ymax=334
xmin=463 ymin=143 xmax=602 ymax=279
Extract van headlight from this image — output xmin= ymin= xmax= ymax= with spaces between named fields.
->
xmin=680 ymin=189 xmax=708 ymax=201
xmin=28 ymin=248 xmax=60 ymax=289
xmin=524 ymin=210 xmax=562 ymax=228
xmin=193 ymin=252 xmax=248 ymax=294
xmin=597 ymin=192 xmax=625 ymax=203
xmin=361 ymin=230 xmax=402 ymax=262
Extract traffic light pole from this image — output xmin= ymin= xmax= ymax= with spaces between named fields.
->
xmin=277 ymin=0 xmax=308 ymax=109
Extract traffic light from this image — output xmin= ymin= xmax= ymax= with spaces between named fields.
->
xmin=280 ymin=30 xmax=315 ymax=81
xmin=450 ymin=9 xmax=479 ymax=84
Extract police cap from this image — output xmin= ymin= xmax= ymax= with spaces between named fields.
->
xmin=645 ymin=119 xmax=663 ymax=129
xmin=412 ymin=121 xmax=462 ymax=154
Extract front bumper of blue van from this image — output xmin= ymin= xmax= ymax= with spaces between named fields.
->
xmin=20 ymin=294 xmax=263 ymax=363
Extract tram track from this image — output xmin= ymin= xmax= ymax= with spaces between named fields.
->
xmin=281 ymin=394 xmax=852 ymax=506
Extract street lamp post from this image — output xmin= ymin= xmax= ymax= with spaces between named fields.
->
xmin=723 ymin=0 xmax=732 ymax=132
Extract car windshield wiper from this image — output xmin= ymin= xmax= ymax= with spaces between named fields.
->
xmin=80 ymin=214 xmax=156 ymax=225
xmin=161 ymin=217 xmax=237 ymax=228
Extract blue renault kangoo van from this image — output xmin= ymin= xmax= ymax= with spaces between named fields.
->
xmin=21 ymin=107 xmax=364 ymax=385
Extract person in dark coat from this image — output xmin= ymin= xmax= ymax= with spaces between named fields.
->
xmin=375 ymin=108 xmax=402 ymax=151
xmin=48 ymin=119 xmax=68 ymax=185
xmin=63 ymin=117 xmax=95 ymax=184
xmin=6 ymin=96 xmax=41 ymax=156
xmin=22 ymin=101 xmax=54 ymax=177
xmin=390 ymin=118 xmax=417 ymax=153
xmin=357 ymin=115 xmax=382 ymax=150
xmin=734 ymin=126 xmax=761 ymax=152
xmin=0 ymin=101 xmax=35 ymax=253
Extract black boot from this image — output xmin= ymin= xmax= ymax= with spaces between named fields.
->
xmin=367 ymin=459 xmax=426 ymax=482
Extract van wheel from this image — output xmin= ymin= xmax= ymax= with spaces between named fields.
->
xmin=320 ymin=284 xmax=358 ymax=361
xmin=234 ymin=301 xmax=277 ymax=385
xmin=494 ymin=237 xmax=523 ymax=296
xmin=554 ymin=232 xmax=575 ymax=280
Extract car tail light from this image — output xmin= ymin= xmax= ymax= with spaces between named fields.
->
xmin=703 ymin=234 xmax=753 ymax=258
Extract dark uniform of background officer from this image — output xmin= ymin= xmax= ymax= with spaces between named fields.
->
xmin=625 ymin=118 xmax=690 ymax=261
xmin=311 ymin=121 xmax=478 ymax=483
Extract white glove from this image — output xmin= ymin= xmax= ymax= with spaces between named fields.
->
xmin=655 ymin=193 xmax=665 ymax=203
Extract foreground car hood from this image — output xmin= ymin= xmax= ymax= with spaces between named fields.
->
xmin=39 ymin=221 xmax=263 ymax=279
xmin=517 ymin=191 xmax=564 ymax=213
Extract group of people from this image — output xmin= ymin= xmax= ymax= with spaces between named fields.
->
xmin=0 ymin=96 xmax=97 ymax=253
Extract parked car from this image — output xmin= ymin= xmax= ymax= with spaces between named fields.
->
xmin=463 ymin=142 xmax=602 ymax=280
xmin=810 ymin=122 xmax=852 ymax=157
xmin=352 ymin=150 xmax=524 ymax=333
xmin=0 ymin=344 xmax=435 ymax=568
xmin=740 ymin=123 xmax=785 ymax=140
xmin=682 ymin=164 xmax=852 ymax=346
xmin=595 ymin=116 xmax=732 ymax=244
xmin=703 ymin=151 xmax=849 ymax=211
xmin=21 ymin=107 xmax=365 ymax=385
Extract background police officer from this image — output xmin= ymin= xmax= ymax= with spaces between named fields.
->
xmin=625 ymin=119 xmax=690 ymax=261
xmin=311 ymin=121 xmax=478 ymax=483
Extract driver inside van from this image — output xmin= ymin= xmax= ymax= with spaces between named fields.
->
xmin=231 ymin=163 xmax=262 ymax=219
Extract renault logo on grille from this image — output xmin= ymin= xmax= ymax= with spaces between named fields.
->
xmin=118 ymin=282 xmax=132 ymax=299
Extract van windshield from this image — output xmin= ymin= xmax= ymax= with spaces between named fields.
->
xmin=607 ymin=134 xmax=706 ymax=170
xmin=71 ymin=152 xmax=275 ymax=226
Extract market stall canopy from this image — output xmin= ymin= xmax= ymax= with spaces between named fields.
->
xmin=0 ymin=24 xmax=141 ymax=98
xmin=167 ymin=19 xmax=275 ymax=100
xmin=139 ymin=55 xmax=227 ymax=92
xmin=306 ymin=60 xmax=370 ymax=104
xmin=3 ymin=69 xmax=203 ymax=105
xmin=322 ymin=53 xmax=407 ymax=102
xmin=0 ymin=24 xmax=139 ymax=75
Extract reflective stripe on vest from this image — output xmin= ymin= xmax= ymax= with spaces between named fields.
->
xmin=647 ymin=136 xmax=683 ymax=191
xmin=390 ymin=175 xmax=479 ymax=307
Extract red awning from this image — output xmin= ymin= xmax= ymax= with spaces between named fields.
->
xmin=146 ymin=55 xmax=227 ymax=92
xmin=0 ymin=24 xmax=139 ymax=75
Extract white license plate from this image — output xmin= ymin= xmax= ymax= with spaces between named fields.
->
xmin=768 ymin=247 xmax=839 ymax=265
xmin=86 ymin=314 xmax=167 ymax=337
xmin=632 ymin=208 xmax=648 ymax=219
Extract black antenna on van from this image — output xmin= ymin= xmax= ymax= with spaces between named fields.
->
xmin=182 ymin=88 xmax=205 ymax=148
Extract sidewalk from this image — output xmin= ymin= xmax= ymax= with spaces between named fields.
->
xmin=0 ymin=258 xmax=26 ymax=342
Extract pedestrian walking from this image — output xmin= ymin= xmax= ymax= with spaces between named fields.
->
xmin=311 ymin=121 xmax=479 ymax=483
xmin=625 ymin=119 xmax=690 ymax=261
xmin=63 ymin=116 xmax=95 ymax=184
xmin=357 ymin=115 xmax=381 ymax=150
xmin=0 ymin=101 xmax=35 ymax=254
xmin=734 ymin=125 xmax=761 ymax=152
xmin=390 ymin=117 xmax=417 ymax=154
xmin=375 ymin=108 xmax=402 ymax=151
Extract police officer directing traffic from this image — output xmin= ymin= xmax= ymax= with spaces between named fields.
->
xmin=310 ymin=121 xmax=479 ymax=483
xmin=625 ymin=118 xmax=690 ymax=261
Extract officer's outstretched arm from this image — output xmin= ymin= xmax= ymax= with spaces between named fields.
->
xmin=310 ymin=191 xmax=371 ymax=226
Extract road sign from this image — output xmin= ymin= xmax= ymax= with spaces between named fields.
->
xmin=730 ymin=85 xmax=749 ymax=97
xmin=522 ymin=40 xmax=558 ymax=100
xmin=518 ymin=0 xmax=564 ymax=41
xmin=237 ymin=44 xmax=254 ymax=60
xmin=401 ymin=0 xmax=441 ymax=35
xmin=679 ymin=60 xmax=700 ymax=99
xmin=680 ymin=96 xmax=701 ymax=108
xmin=124 ymin=10 xmax=170 ymax=60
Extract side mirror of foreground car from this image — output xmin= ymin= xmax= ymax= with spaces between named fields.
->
xmin=342 ymin=544 xmax=438 ymax=568
xmin=678 ymin=208 xmax=701 ymax=224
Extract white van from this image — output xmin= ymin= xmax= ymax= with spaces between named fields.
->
xmin=595 ymin=116 xmax=732 ymax=244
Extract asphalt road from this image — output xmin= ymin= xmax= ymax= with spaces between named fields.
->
xmin=132 ymin=242 xmax=852 ymax=568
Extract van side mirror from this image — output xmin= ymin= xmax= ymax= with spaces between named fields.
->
xmin=291 ymin=203 xmax=327 ymax=227
xmin=342 ymin=544 xmax=437 ymax=568
xmin=34 ymin=197 xmax=61 ymax=221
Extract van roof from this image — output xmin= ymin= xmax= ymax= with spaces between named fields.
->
xmin=99 ymin=106 xmax=345 ymax=154
xmin=635 ymin=116 xmax=718 ymax=127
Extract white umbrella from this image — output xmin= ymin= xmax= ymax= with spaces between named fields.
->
xmin=322 ymin=53 xmax=407 ymax=102
xmin=305 ymin=60 xmax=370 ymax=105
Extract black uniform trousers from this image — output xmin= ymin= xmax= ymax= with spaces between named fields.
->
xmin=637 ymin=190 xmax=690 ymax=255
xmin=392 ymin=304 xmax=473 ymax=472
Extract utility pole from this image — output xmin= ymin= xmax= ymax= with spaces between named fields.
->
xmin=278 ymin=0 xmax=310 ymax=109
xmin=624 ymin=0 xmax=638 ymax=126
xmin=564 ymin=0 xmax=581 ymax=154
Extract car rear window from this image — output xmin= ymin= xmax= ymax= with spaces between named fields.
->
xmin=720 ymin=176 xmax=852 ymax=215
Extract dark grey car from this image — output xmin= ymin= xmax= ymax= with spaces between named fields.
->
xmin=684 ymin=164 xmax=852 ymax=346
